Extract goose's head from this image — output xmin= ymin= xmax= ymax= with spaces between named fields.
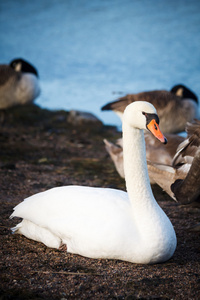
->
xmin=10 ymin=58 xmax=39 ymax=77
xmin=171 ymin=84 xmax=198 ymax=103
xmin=123 ymin=101 xmax=167 ymax=144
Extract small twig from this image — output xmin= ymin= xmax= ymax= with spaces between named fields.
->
xmin=32 ymin=270 xmax=102 ymax=276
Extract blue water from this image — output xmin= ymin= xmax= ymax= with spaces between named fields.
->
xmin=1 ymin=0 xmax=200 ymax=127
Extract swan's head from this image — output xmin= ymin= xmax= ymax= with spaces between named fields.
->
xmin=123 ymin=101 xmax=167 ymax=144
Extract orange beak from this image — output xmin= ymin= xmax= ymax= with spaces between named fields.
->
xmin=147 ymin=119 xmax=167 ymax=144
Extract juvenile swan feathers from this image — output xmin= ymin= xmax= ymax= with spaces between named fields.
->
xmin=10 ymin=101 xmax=177 ymax=264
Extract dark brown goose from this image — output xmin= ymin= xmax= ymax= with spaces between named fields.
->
xmin=101 ymin=84 xmax=199 ymax=133
xmin=0 ymin=58 xmax=40 ymax=110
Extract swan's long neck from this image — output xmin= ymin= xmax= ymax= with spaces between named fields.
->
xmin=122 ymin=118 xmax=177 ymax=262
xmin=123 ymin=122 xmax=154 ymax=207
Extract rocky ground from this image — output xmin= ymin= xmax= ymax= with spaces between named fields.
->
xmin=0 ymin=105 xmax=199 ymax=299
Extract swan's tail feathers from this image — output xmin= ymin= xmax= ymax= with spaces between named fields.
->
xmin=10 ymin=211 xmax=21 ymax=234
xmin=11 ymin=222 xmax=22 ymax=234
xmin=10 ymin=219 xmax=62 ymax=249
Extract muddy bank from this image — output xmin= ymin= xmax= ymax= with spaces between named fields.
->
xmin=0 ymin=105 xmax=199 ymax=299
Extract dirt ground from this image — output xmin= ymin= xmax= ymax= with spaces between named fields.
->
xmin=0 ymin=105 xmax=199 ymax=300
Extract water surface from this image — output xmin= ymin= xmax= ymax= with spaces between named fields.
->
xmin=1 ymin=0 xmax=200 ymax=127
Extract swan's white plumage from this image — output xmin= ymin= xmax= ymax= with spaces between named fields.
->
xmin=10 ymin=101 xmax=177 ymax=264
xmin=11 ymin=186 xmax=135 ymax=258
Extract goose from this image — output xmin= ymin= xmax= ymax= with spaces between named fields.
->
xmin=0 ymin=58 xmax=40 ymax=110
xmin=101 ymin=84 xmax=199 ymax=133
xmin=10 ymin=101 xmax=177 ymax=264
xmin=104 ymin=132 xmax=184 ymax=180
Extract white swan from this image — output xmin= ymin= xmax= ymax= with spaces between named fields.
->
xmin=10 ymin=101 xmax=177 ymax=264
